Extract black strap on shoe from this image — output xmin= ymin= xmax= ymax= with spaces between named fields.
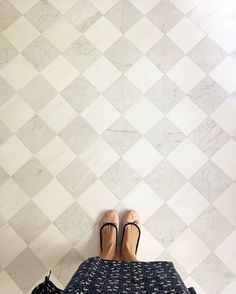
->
xmin=121 ymin=221 xmax=141 ymax=254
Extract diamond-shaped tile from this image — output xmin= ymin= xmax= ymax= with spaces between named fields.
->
xmin=42 ymin=55 xmax=78 ymax=92
xmin=0 ymin=271 xmax=24 ymax=294
xmin=6 ymin=248 xmax=46 ymax=292
xmin=122 ymin=181 xmax=164 ymax=222
xmin=9 ymin=201 xmax=50 ymax=244
xmin=22 ymin=35 xmax=59 ymax=71
xmin=0 ymin=95 xmax=34 ymax=132
xmin=125 ymin=17 xmax=163 ymax=53
xmin=89 ymin=0 xmax=119 ymax=14
xmin=0 ymin=0 xmax=20 ymax=33
xmin=210 ymin=56 xmax=236 ymax=94
xmin=78 ymin=180 xmax=119 ymax=220
xmin=167 ymin=138 xmax=208 ymax=179
xmin=13 ymin=158 xmax=52 ymax=197
xmin=167 ymin=97 xmax=207 ymax=136
xmin=167 ymin=56 xmax=206 ymax=93
xmin=79 ymin=137 xmax=119 ymax=177
xmin=0 ymin=136 xmax=32 ymax=176
xmin=102 ymin=116 xmax=141 ymax=155
xmin=212 ymin=139 xmax=236 ymax=180
xmin=19 ymin=74 xmax=57 ymax=111
xmin=123 ymin=138 xmax=163 ymax=177
xmin=54 ymin=202 xmax=94 ymax=245
xmin=167 ymin=182 xmax=209 ymax=225
xmin=190 ymin=205 xmax=234 ymax=249
xmin=44 ymin=17 xmax=79 ymax=52
xmin=29 ymin=224 xmax=71 ymax=268
xmin=65 ymin=0 xmax=101 ymax=33
xmin=3 ymin=16 xmax=39 ymax=51
xmin=213 ymin=184 xmax=236 ymax=226
xmin=189 ymin=76 xmax=228 ymax=114
xmin=83 ymin=56 xmax=121 ymax=92
xmin=167 ymin=17 xmax=205 ymax=53
xmin=129 ymin=0 xmax=161 ymax=14
xmin=167 ymin=228 xmax=210 ymax=274
xmin=214 ymin=229 xmax=236 ymax=274
xmin=145 ymin=204 xmax=186 ymax=247
xmin=0 ymin=35 xmax=17 ymax=69
xmin=63 ymin=36 xmax=101 ymax=72
xmin=47 ymin=0 xmax=77 ymax=13
xmin=0 ymin=226 xmax=26 ymax=268
xmin=147 ymin=36 xmax=184 ymax=72
xmin=191 ymin=160 xmax=231 ymax=202
xmin=145 ymin=159 xmax=186 ymax=201
xmin=169 ymin=0 xmax=202 ymax=14
xmin=147 ymin=0 xmax=184 ymax=33
xmin=16 ymin=115 xmax=55 ymax=154
xmin=125 ymin=56 xmax=163 ymax=93
xmin=105 ymin=0 xmax=142 ymax=33
xmin=0 ymin=178 xmax=29 ymax=221
xmin=33 ymin=179 xmax=74 ymax=221
xmin=38 ymin=95 xmax=77 ymax=133
xmin=104 ymin=76 xmax=142 ymax=113
xmin=0 ymin=165 xmax=9 ymax=185
xmin=146 ymin=76 xmax=185 ymax=114
xmin=124 ymin=97 xmax=163 ymax=135
xmin=0 ymin=76 xmax=15 ymax=108
xmin=81 ymin=96 xmax=120 ymax=134
xmin=101 ymin=158 xmax=140 ymax=199
xmin=145 ymin=117 xmax=185 ymax=156
xmin=104 ymin=36 xmax=141 ymax=73
xmin=0 ymin=120 xmax=11 ymax=145
xmin=36 ymin=136 xmax=76 ymax=177
xmin=0 ymin=55 xmax=37 ymax=91
xmin=84 ymin=16 xmax=122 ymax=53
xmin=57 ymin=158 xmax=96 ymax=199
xmin=62 ymin=76 xmax=99 ymax=113
xmin=190 ymin=117 xmax=230 ymax=158
xmin=59 ymin=116 xmax=98 ymax=154
xmin=25 ymin=0 xmax=60 ymax=32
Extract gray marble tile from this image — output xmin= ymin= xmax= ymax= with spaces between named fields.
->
xmin=147 ymin=0 xmax=184 ymax=33
xmin=19 ymin=74 xmax=57 ymax=111
xmin=105 ymin=0 xmax=142 ymax=33
xmin=190 ymin=205 xmax=234 ymax=249
xmin=145 ymin=159 xmax=186 ymax=201
xmin=59 ymin=116 xmax=98 ymax=154
xmin=188 ymin=36 xmax=227 ymax=73
xmin=22 ymin=35 xmax=59 ymax=71
xmin=189 ymin=117 xmax=230 ymax=158
xmin=6 ymin=248 xmax=46 ymax=292
xmin=192 ymin=253 xmax=235 ymax=294
xmin=102 ymin=116 xmax=141 ymax=155
xmin=62 ymin=75 xmax=99 ymax=113
xmin=147 ymin=36 xmax=184 ymax=72
xmin=0 ymin=165 xmax=9 ymax=186
xmin=145 ymin=117 xmax=185 ymax=156
xmin=0 ymin=0 xmax=20 ymax=33
xmin=105 ymin=36 xmax=141 ymax=73
xmin=145 ymin=204 xmax=186 ymax=248
xmin=146 ymin=76 xmax=185 ymax=114
xmin=0 ymin=76 xmax=15 ymax=107
xmin=25 ymin=0 xmax=60 ymax=32
xmin=9 ymin=201 xmax=50 ymax=243
xmin=65 ymin=0 xmax=101 ymax=33
xmin=189 ymin=76 xmax=228 ymax=114
xmin=54 ymin=202 xmax=94 ymax=245
xmin=0 ymin=120 xmax=11 ymax=145
xmin=57 ymin=158 xmax=96 ymax=199
xmin=190 ymin=160 xmax=231 ymax=202
xmin=63 ymin=36 xmax=101 ymax=72
xmin=13 ymin=158 xmax=53 ymax=197
xmin=16 ymin=115 xmax=55 ymax=154
xmin=0 ymin=35 xmax=17 ymax=69
xmin=101 ymin=158 xmax=140 ymax=199
xmin=104 ymin=76 xmax=142 ymax=113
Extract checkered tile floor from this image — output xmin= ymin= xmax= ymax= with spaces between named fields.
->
xmin=0 ymin=0 xmax=236 ymax=293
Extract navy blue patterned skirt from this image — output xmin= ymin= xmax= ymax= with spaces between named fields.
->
xmin=32 ymin=256 xmax=197 ymax=294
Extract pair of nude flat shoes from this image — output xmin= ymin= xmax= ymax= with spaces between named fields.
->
xmin=100 ymin=210 xmax=141 ymax=256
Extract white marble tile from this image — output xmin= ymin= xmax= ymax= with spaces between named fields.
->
xmin=129 ymin=0 xmax=161 ymax=14
xmin=169 ymin=0 xmax=202 ymax=14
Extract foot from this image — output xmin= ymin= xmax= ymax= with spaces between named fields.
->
xmin=100 ymin=210 xmax=119 ymax=260
xmin=120 ymin=210 xmax=141 ymax=261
